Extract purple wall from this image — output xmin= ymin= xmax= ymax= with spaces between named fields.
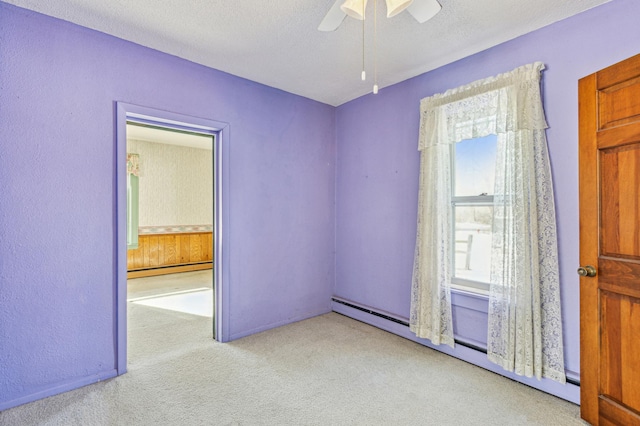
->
xmin=3 ymin=0 xmax=639 ymax=412
xmin=335 ymin=0 xmax=640 ymax=395
xmin=0 ymin=3 xmax=335 ymax=409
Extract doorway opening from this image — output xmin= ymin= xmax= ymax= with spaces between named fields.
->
xmin=116 ymin=103 xmax=229 ymax=375
xmin=126 ymin=124 xmax=214 ymax=334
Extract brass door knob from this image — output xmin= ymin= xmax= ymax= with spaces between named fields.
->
xmin=577 ymin=265 xmax=597 ymax=277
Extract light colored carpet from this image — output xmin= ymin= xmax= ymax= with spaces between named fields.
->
xmin=1 ymin=290 xmax=585 ymax=425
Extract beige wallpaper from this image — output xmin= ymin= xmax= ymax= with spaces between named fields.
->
xmin=127 ymin=139 xmax=213 ymax=227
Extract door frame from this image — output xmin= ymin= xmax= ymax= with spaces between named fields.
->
xmin=115 ymin=102 xmax=231 ymax=375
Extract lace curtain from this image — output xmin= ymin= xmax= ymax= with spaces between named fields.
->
xmin=410 ymin=62 xmax=566 ymax=383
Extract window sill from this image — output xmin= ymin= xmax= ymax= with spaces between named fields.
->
xmin=450 ymin=283 xmax=489 ymax=298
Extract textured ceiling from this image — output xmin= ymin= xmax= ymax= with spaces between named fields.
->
xmin=5 ymin=0 xmax=610 ymax=106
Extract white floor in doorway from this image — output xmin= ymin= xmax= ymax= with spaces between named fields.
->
xmin=127 ymin=270 xmax=213 ymax=318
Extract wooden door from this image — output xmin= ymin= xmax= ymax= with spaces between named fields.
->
xmin=579 ymin=54 xmax=640 ymax=426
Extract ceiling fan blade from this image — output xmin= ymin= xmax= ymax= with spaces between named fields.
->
xmin=318 ymin=0 xmax=347 ymax=31
xmin=407 ymin=0 xmax=441 ymax=24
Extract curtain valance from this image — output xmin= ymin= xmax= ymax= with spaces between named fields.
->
xmin=418 ymin=62 xmax=548 ymax=150
xmin=127 ymin=153 xmax=140 ymax=176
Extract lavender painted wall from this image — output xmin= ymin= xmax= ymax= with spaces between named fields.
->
xmin=335 ymin=0 xmax=640 ymax=388
xmin=0 ymin=3 xmax=335 ymax=409
xmin=2 ymin=0 xmax=638 ymax=412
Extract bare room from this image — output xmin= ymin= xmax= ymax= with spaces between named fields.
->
xmin=1 ymin=1 xmax=639 ymax=424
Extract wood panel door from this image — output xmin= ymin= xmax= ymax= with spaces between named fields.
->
xmin=579 ymin=53 xmax=640 ymax=426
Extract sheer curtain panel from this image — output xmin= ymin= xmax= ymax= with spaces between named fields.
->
xmin=410 ymin=62 xmax=565 ymax=383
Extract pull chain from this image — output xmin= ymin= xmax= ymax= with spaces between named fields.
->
xmin=373 ymin=0 xmax=378 ymax=94
xmin=361 ymin=0 xmax=366 ymax=81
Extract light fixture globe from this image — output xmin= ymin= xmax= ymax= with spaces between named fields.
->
xmin=340 ymin=0 xmax=368 ymax=20
xmin=385 ymin=0 xmax=413 ymax=17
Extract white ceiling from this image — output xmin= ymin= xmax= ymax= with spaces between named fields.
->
xmin=6 ymin=0 xmax=610 ymax=106
xmin=127 ymin=124 xmax=213 ymax=150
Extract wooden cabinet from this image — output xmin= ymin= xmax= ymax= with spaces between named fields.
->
xmin=127 ymin=232 xmax=213 ymax=278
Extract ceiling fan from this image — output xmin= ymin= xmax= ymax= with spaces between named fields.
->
xmin=318 ymin=0 xmax=442 ymax=31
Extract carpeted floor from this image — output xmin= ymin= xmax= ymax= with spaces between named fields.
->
xmin=1 ymin=273 xmax=586 ymax=425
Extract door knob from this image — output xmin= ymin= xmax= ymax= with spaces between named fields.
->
xmin=577 ymin=265 xmax=597 ymax=277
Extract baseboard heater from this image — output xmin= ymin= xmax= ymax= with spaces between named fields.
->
xmin=331 ymin=298 xmax=486 ymax=353
xmin=331 ymin=297 xmax=580 ymax=387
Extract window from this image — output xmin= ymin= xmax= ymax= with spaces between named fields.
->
xmin=411 ymin=62 xmax=566 ymax=382
xmin=451 ymin=134 xmax=496 ymax=293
